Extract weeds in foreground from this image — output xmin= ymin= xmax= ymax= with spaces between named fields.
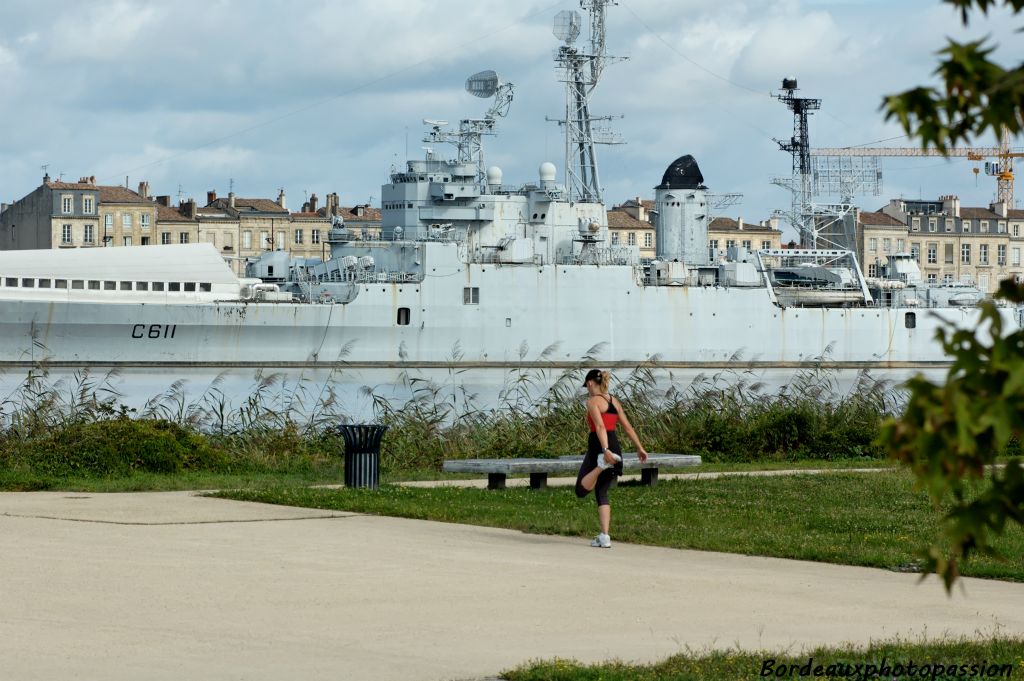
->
xmin=0 ymin=350 xmax=905 ymax=480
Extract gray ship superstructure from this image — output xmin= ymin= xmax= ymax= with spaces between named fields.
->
xmin=0 ymin=3 xmax=1019 ymax=380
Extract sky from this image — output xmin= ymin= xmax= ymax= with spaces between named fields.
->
xmin=0 ymin=0 xmax=1021 ymax=239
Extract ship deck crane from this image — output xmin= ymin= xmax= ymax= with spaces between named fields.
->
xmin=811 ymin=126 xmax=1024 ymax=207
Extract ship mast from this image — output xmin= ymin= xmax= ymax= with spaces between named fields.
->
xmin=552 ymin=1 xmax=623 ymax=204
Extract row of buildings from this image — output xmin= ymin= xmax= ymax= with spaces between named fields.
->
xmin=2 ymin=173 xmax=1021 ymax=293
xmin=0 ymin=175 xmax=380 ymax=275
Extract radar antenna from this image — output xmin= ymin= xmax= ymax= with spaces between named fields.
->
xmin=422 ymin=70 xmax=515 ymax=187
xmin=550 ymin=1 xmax=625 ymax=204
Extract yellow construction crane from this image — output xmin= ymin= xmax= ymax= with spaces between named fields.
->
xmin=811 ymin=126 xmax=1024 ymax=207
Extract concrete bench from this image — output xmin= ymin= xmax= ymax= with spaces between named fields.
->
xmin=441 ymin=453 xmax=702 ymax=490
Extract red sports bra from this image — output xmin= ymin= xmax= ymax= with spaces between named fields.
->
xmin=586 ymin=395 xmax=619 ymax=432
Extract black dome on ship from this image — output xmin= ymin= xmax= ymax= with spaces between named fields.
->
xmin=657 ymin=155 xmax=705 ymax=190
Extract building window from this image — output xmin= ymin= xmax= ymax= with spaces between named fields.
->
xmin=463 ymin=286 xmax=480 ymax=305
xmin=1013 ymin=224 xmax=1020 ymax=237
xmin=104 ymin=214 xmax=113 ymax=230
xmin=123 ymin=213 xmax=132 ymax=229
xmin=869 ymin=238 xmax=877 ymax=252
xmin=294 ymin=229 xmax=303 ymax=245
xmin=980 ymin=220 xmax=989 ymax=233
xmin=868 ymin=264 xmax=878 ymax=277
xmin=927 ymin=273 xmax=937 ymax=283
xmin=897 ymin=239 xmax=905 ymax=252
xmin=275 ymin=231 xmax=285 ymax=250
xmin=123 ymin=236 xmax=132 ymax=246
xmin=726 ymin=239 xmax=736 ymax=248
xmin=179 ymin=232 xmax=190 ymax=244
xmin=610 ymin=232 xmax=619 ymax=245
xmin=83 ymin=196 xmax=94 ymax=214
xmin=979 ymin=243 xmax=989 ymax=264
xmin=928 ymin=218 xmax=937 ymax=232
xmin=62 ymin=224 xmax=73 ymax=245
xmin=998 ymin=221 xmax=1007 ymax=233
xmin=945 ymin=243 xmax=954 ymax=264
xmin=946 ymin=218 xmax=955 ymax=232
xmin=224 ymin=232 xmax=233 ymax=248
xmin=243 ymin=231 xmax=253 ymax=249
xmin=1013 ymin=247 xmax=1021 ymax=267
xmin=997 ymin=244 xmax=1006 ymax=266
xmin=397 ymin=307 xmax=411 ymax=325
xmin=83 ymin=224 xmax=94 ymax=244
xmin=62 ymin=195 xmax=73 ymax=213
xmin=944 ymin=273 xmax=954 ymax=284
xmin=927 ymin=244 xmax=937 ymax=264
xmin=761 ymin=240 xmax=771 ymax=249
xmin=312 ymin=229 xmax=321 ymax=245
xmin=961 ymin=243 xmax=971 ymax=264
xmin=911 ymin=217 xmax=920 ymax=231
xmin=161 ymin=232 xmax=171 ymax=245
xmin=141 ymin=236 xmax=150 ymax=246
xmin=141 ymin=214 xmax=150 ymax=230
xmin=260 ymin=231 xmax=270 ymax=249
xmin=883 ymin=238 xmax=892 ymax=253
xmin=627 ymin=232 xmax=636 ymax=246
xmin=742 ymin=239 xmax=752 ymax=249
xmin=911 ymin=243 xmax=920 ymax=261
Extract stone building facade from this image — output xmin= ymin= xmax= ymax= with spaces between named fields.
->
xmin=875 ymin=196 xmax=1024 ymax=292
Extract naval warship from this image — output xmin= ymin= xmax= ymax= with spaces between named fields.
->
xmin=0 ymin=2 xmax=1019 ymax=396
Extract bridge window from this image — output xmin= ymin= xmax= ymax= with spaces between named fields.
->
xmin=21 ymin=278 xmax=34 ymax=288
xmin=169 ymin=282 xmax=181 ymax=292
xmin=905 ymin=312 xmax=917 ymax=329
xmin=5 ymin=277 xmax=16 ymax=287
xmin=397 ymin=307 xmax=411 ymax=325
xmin=72 ymin=280 xmax=84 ymax=290
xmin=463 ymin=287 xmax=480 ymax=305
xmin=184 ymin=282 xmax=196 ymax=292
xmin=39 ymin=279 xmax=51 ymax=288
xmin=153 ymin=282 xmax=165 ymax=291
xmin=200 ymin=283 xmax=212 ymax=292
xmin=136 ymin=282 xmax=149 ymax=291
xmin=55 ymin=280 xmax=67 ymax=289
xmin=88 ymin=281 xmax=100 ymax=290
xmin=103 ymin=281 xmax=116 ymax=291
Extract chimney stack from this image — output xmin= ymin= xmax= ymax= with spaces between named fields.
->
xmin=277 ymin=188 xmax=287 ymax=210
xmin=228 ymin=191 xmax=236 ymax=209
xmin=182 ymin=199 xmax=197 ymax=219
xmin=326 ymin=192 xmax=339 ymax=215
xmin=155 ymin=195 xmax=170 ymax=207
xmin=207 ymin=190 xmax=217 ymax=205
xmin=737 ymin=217 xmax=744 ymax=231
xmin=991 ymin=199 xmax=1008 ymax=218
xmin=309 ymin=193 xmax=318 ymax=212
xmin=138 ymin=181 xmax=149 ymax=199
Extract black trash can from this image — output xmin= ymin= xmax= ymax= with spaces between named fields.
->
xmin=335 ymin=424 xmax=388 ymax=489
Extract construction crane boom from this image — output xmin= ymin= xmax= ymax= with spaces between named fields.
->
xmin=812 ymin=127 xmax=1023 ymax=207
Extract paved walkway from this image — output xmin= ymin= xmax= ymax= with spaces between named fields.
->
xmin=2 ymin=490 xmax=1024 ymax=681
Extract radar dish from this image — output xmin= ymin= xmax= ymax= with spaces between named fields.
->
xmin=466 ymin=70 xmax=500 ymax=98
xmin=553 ymin=10 xmax=581 ymax=44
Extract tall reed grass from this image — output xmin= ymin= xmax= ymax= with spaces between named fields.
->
xmin=0 ymin=347 xmax=903 ymax=478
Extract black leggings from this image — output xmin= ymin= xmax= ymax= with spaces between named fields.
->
xmin=575 ymin=431 xmax=622 ymax=507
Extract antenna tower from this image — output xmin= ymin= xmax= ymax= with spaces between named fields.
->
xmin=422 ymin=70 xmax=514 ymax=186
xmin=771 ymin=78 xmax=821 ymax=247
xmin=551 ymin=0 xmax=624 ymax=204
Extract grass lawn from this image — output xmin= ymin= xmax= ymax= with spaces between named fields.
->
xmin=500 ymin=635 xmax=1024 ymax=680
xmin=214 ymin=470 xmax=1024 ymax=581
xmin=0 ymin=466 xmax=347 ymax=493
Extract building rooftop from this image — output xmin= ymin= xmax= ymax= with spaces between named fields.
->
xmin=960 ymin=207 xmax=1002 ymax=220
xmin=859 ymin=211 xmax=905 ymax=227
xmin=155 ymin=203 xmax=196 ymax=223
xmin=709 ymin=217 xmax=778 ymax=231
xmin=607 ymin=210 xmax=652 ymax=230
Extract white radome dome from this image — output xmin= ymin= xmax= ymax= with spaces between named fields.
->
xmin=539 ymin=162 xmax=557 ymax=183
xmin=486 ymin=166 xmax=503 ymax=185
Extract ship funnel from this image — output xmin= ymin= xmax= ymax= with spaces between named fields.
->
xmin=655 ymin=155 xmax=709 ymax=265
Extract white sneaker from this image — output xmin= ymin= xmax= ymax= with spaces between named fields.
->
xmin=596 ymin=452 xmax=622 ymax=470
xmin=590 ymin=533 xmax=611 ymax=548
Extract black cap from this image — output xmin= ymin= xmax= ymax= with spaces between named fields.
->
xmin=582 ymin=369 xmax=602 ymax=387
